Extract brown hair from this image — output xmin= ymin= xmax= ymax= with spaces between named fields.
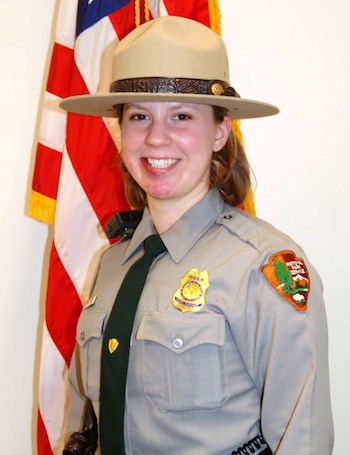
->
xmin=115 ymin=105 xmax=251 ymax=208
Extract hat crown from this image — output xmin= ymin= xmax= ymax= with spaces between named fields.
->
xmin=113 ymin=16 xmax=230 ymax=83
xmin=59 ymin=16 xmax=279 ymax=120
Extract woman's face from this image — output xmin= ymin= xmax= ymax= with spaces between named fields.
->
xmin=120 ymin=102 xmax=230 ymax=207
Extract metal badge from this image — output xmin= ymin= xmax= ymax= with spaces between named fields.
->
xmin=173 ymin=268 xmax=210 ymax=312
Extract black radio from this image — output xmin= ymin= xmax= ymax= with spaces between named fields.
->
xmin=104 ymin=209 xmax=143 ymax=239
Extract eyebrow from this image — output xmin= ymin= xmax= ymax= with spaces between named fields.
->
xmin=123 ymin=103 xmax=145 ymax=111
xmin=124 ymin=102 xmax=203 ymax=111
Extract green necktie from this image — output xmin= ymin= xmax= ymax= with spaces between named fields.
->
xmin=99 ymin=234 xmax=167 ymax=454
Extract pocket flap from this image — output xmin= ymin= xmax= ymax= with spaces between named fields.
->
xmin=136 ymin=312 xmax=225 ymax=354
xmin=76 ymin=308 xmax=108 ymax=347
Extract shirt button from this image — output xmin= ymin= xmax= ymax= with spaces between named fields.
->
xmin=173 ymin=338 xmax=183 ymax=349
xmin=223 ymin=214 xmax=232 ymax=220
xmin=80 ymin=331 xmax=85 ymax=342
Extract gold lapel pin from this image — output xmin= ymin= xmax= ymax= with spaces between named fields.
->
xmin=108 ymin=338 xmax=119 ymax=354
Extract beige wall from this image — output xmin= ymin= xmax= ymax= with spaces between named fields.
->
xmin=0 ymin=0 xmax=348 ymax=452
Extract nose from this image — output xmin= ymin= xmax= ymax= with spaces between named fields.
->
xmin=145 ymin=119 xmax=171 ymax=147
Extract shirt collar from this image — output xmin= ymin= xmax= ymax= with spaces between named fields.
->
xmin=162 ymin=189 xmax=224 ymax=263
xmin=121 ymin=189 xmax=224 ymax=264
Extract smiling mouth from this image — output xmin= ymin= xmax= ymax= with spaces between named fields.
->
xmin=147 ymin=158 xmax=178 ymax=169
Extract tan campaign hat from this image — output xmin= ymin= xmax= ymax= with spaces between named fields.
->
xmin=60 ymin=15 xmax=279 ymax=119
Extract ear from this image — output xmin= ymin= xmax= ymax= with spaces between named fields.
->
xmin=213 ymin=116 xmax=232 ymax=152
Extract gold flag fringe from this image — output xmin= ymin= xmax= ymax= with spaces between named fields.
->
xmin=208 ymin=0 xmax=222 ymax=34
xmin=135 ymin=0 xmax=150 ymax=27
xmin=28 ymin=190 xmax=56 ymax=225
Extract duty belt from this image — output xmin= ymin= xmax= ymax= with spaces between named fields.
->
xmin=228 ymin=434 xmax=272 ymax=455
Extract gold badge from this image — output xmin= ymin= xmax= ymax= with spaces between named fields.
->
xmin=173 ymin=268 xmax=210 ymax=312
xmin=262 ymin=250 xmax=310 ymax=312
xmin=108 ymin=338 xmax=119 ymax=354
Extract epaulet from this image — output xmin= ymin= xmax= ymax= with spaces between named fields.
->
xmin=217 ymin=207 xmax=304 ymax=254
xmin=216 ymin=207 xmax=260 ymax=250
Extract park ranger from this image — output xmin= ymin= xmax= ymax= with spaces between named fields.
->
xmin=61 ymin=15 xmax=333 ymax=455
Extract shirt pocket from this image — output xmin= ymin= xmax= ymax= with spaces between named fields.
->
xmin=136 ymin=311 xmax=227 ymax=413
xmin=76 ymin=306 xmax=108 ymax=401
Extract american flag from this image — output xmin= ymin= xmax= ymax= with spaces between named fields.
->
xmin=29 ymin=0 xmax=223 ymax=453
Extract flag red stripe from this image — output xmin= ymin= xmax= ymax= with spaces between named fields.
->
xmin=163 ymin=0 xmax=211 ymax=26
xmin=37 ymin=410 xmax=54 ymax=455
xmin=47 ymin=43 xmax=75 ymax=98
xmin=66 ymin=115 xmax=129 ymax=228
xmin=67 ymin=56 xmax=90 ymax=97
xmin=45 ymin=244 xmax=82 ymax=365
xmin=109 ymin=1 xmax=142 ymax=39
xmin=32 ymin=143 xmax=62 ymax=199
xmin=47 ymin=42 xmax=90 ymax=98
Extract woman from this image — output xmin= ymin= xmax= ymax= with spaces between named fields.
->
xmin=61 ymin=16 xmax=333 ymax=455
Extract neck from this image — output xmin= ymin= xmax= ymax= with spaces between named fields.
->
xmin=147 ymin=190 xmax=209 ymax=234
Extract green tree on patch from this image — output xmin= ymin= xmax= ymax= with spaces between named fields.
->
xmin=274 ymin=260 xmax=294 ymax=293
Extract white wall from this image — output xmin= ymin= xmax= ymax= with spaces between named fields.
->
xmin=0 ymin=0 xmax=55 ymax=452
xmin=0 ymin=0 xmax=348 ymax=453
xmin=221 ymin=2 xmax=350 ymax=453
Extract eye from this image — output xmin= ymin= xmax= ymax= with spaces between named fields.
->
xmin=129 ymin=113 xmax=148 ymax=121
xmin=174 ymin=113 xmax=191 ymax=121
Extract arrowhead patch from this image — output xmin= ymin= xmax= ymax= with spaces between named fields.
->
xmin=262 ymin=250 xmax=310 ymax=312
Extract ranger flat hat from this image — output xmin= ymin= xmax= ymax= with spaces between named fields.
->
xmin=60 ymin=16 xmax=279 ymax=119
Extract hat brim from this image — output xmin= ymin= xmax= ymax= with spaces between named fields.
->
xmin=59 ymin=92 xmax=279 ymax=119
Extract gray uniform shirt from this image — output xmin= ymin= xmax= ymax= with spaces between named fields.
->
xmin=72 ymin=189 xmax=333 ymax=454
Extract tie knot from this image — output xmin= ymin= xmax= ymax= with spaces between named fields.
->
xmin=144 ymin=234 xmax=167 ymax=258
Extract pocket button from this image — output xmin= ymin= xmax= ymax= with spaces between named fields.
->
xmin=173 ymin=337 xmax=183 ymax=349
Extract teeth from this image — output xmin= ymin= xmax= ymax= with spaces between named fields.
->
xmin=147 ymin=158 xmax=177 ymax=169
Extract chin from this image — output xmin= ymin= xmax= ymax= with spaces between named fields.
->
xmin=146 ymin=185 xmax=175 ymax=200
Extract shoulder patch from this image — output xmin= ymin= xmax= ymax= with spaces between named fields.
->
xmin=261 ymin=250 xmax=310 ymax=312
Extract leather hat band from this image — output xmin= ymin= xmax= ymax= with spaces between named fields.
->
xmin=110 ymin=77 xmax=240 ymax=98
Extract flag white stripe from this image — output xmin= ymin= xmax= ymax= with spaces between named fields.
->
xmin=75 ymin=16 xmax=119 ymax=94
xmin=39 ymin=92 xmax=66 ymax=152
xmin=155 ymin=0 xmax=169 ymax=17
xmin=39 ymin=323 xmax=69 ymax=453
xmin=55 ymin=0 xmax=78 ymax=49
xmin=55 ymin=147 xmax=109 ymax=302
